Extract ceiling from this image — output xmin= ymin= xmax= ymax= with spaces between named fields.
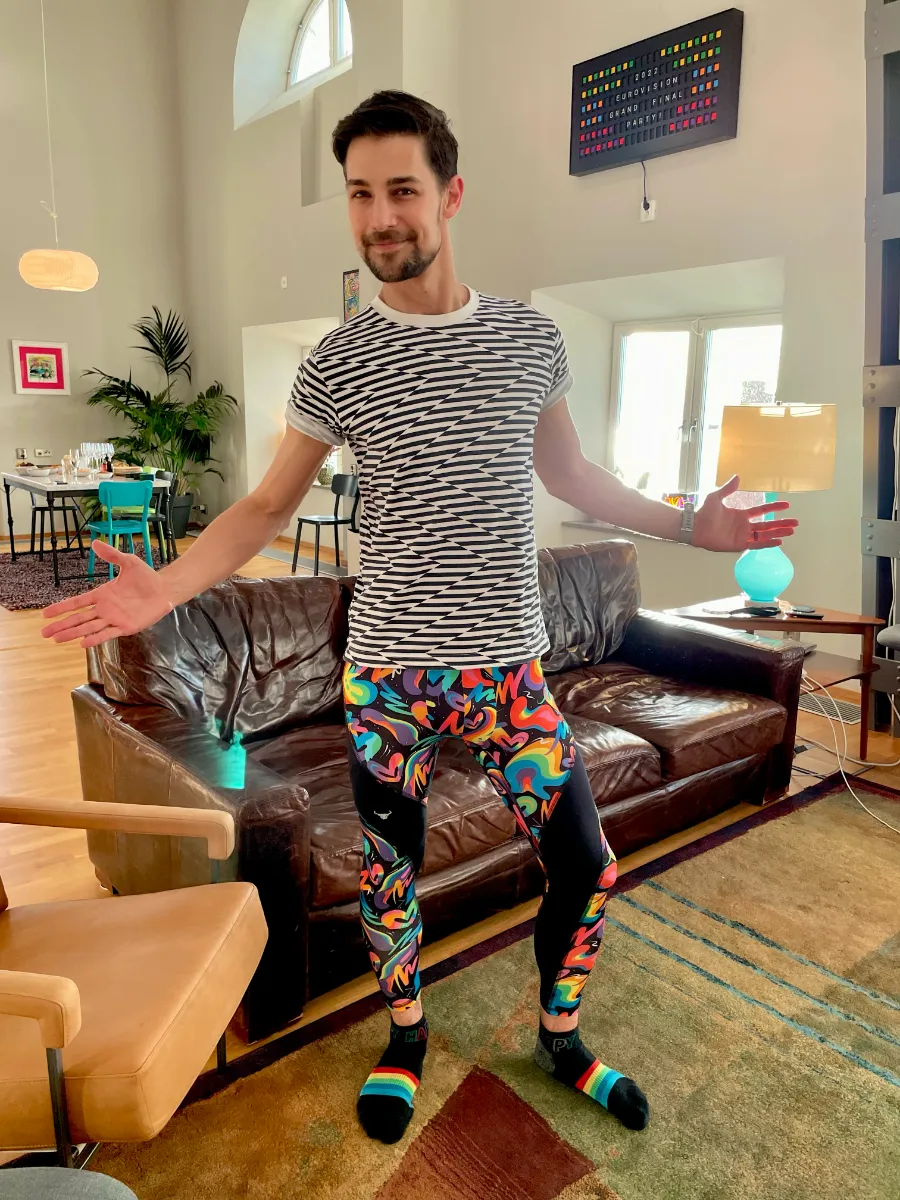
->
xmin=535 ymin=257 xmax=785 ymax=324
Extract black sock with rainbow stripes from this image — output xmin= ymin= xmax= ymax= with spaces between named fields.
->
xmin=357 ymin=1014 xmax=429 ymax=1144
xmin=535 ymin=1023 xmax=649 ymax=1131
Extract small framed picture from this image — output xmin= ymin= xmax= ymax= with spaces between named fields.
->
xmin=342 ymin=269 xmax=360 ymax=323
xmin=11 ymin=341 xmax=70 ymax=395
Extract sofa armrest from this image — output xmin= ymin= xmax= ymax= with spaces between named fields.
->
xmin=0 ymin=971 xmax=81 ymax=1049
xmin=72 ymin=683 xmax=306 ymax=817
xmin=72 ymin=684 xmax=312 ymax=1039
xmin=619 ymin=610 xmax=805 ymax=706
xmin=619 ymin=611 xmax=804 ymax=800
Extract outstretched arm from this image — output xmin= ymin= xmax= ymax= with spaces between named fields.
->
xmin=534 ymin=399 xmax=798 ymax=553
xmin=42 ymin=426 xmax=333 ymax=648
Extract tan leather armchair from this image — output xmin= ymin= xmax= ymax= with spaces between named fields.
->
xmin=0 ymin=797 xmax=268 ymax=1169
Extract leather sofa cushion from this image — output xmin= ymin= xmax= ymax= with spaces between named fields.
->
xmin=300 ymin=760 xmax=518 ymax=910
xmin=539 ymin=541 xmax=640 ymax=674
xmin=550 ymin=663 xmax=786 ymax=781
xmin=87 ymin=576 xmax=348 ymax=742
xmin=563 ymin=714 xmax=661 ymax=802
xmin=248 ymin=715 xmax=660 ymax=909
xmin=251 ymin=726 xmax=518 ymax=909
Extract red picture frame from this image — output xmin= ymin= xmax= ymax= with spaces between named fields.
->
xmin=11 ymin=341 xmax=70 ymax=395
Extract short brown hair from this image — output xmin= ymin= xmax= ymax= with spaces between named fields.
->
xmin=332 ymin=91 xmax=459 ymax=186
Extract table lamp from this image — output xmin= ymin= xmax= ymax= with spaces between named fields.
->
xmin=715 ymin=404 xmax=837 ymax=603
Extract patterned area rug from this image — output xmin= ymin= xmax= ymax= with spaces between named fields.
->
xmin=0 ymin=548 xmax=166 ymax=611
xmin=91 ymin=778 xmax=900 ymax=1200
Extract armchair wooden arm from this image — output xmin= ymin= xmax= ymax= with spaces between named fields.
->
xmin=0 ymin=970 xmax=82 ymax=1048
xmin=0 ymin=796 xmax=235 ymax=860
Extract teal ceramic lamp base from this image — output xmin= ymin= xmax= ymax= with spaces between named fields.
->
xmin=733 ymin=492 xmax=794 ymax=603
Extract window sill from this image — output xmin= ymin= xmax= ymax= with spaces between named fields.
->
xmin=561 ymin=519 xmax=699 ymax=548
xmin=240 ymin=57 xmax=352 ymax=128
xmin=287 ymin=56 xmax=352 ymax=98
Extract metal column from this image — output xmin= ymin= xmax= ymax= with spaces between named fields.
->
xmin=863 ymin=1 xmax=900 ymax=728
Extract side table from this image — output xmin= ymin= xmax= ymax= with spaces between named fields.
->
xmin=665 ymin=598 xmax=883 ymax=759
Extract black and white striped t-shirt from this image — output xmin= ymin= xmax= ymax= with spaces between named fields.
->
xmin=286 ymin=288 xmax=572 ymax=669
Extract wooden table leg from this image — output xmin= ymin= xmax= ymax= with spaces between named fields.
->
xmin=861 ymin=626 xmax=875 ymax=761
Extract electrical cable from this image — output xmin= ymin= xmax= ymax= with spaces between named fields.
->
xmin=38 ymin=0 xmax=60 ymax=248
xmin=798 ymin=672 xmax=900 ymax=834
xmin=798 ymin=672 xmax=900 ymax=767
xmin=641 ymin=160 xmax=650 ymax=213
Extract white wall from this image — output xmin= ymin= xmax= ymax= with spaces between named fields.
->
xmin=530 ymin=293 xmax=612 ymax=548
xmin=0 ymin=0 xmax=185 ymax=531
xmin=242 ymin=317 xmax=357 ymax=546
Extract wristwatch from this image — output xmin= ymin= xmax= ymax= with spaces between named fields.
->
xmin=677 ymin=501 xmax=695 ymax=545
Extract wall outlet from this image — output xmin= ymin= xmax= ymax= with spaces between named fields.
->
xmin=15 ymin=447 xmax=26 ymax=459
xmin=640 ymin=199 xmax=657 ymax=223
xmin=281 ymin=276 xmax=289 ymax=289
xmin=34 ymin=448 xmax=52 ymax=459
xmin=198 ymin=504 xmax=208 ymax=514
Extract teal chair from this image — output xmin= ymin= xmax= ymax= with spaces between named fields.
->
xmin=88 ymin=481 xmax=154 ymax=580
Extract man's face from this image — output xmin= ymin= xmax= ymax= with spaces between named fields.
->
xmin=344 ymin=135 xmax=462 ymax=283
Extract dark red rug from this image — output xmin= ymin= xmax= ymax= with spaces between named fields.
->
xmin=374 ymin=1067 xmax=596 ymax=1200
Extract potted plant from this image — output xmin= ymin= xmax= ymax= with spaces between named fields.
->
xmin=83 ymin=309 xmax=237 ymax=539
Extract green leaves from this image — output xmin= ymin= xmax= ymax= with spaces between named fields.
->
xmin=82 ymin=311 xmax=236 ymax=498
xmin=82 ymin=370 xmax=154 ymax=415
xmin=131 ymin=307 xmax=192 ymax=384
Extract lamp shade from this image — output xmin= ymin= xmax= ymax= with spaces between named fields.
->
xmin=18 ymin=248 xmax=99 ymax=292
xmin=715 ymin=404 xmax=837 ymax=493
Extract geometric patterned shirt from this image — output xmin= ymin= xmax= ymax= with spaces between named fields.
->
xmin=286 ymin=288 xmax=572 ymax=668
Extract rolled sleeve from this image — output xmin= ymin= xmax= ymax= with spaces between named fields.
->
xmin=542 ymin=326 xmax=573 ymax=411
xmin=285 ymin=350 xmax=345 ymax=446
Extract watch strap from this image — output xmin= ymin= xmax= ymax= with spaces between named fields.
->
xmin=677 ymin=501 xmax=695 ymax=545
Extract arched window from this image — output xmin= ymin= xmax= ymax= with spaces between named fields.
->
xmin=289 ymin=0 xmax=352 ymax=88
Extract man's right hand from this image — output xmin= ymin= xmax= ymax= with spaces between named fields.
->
xmin=41 ymin=428 xmax=336 ymax=650
xmin=42 ymin=540 xmax=177 ymax=648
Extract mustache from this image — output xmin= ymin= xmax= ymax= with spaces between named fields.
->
xmin=363 ymin=230 xmax=416 ymax=247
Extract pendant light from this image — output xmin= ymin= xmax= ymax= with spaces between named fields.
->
xmin=18 ymin=0 xmax=99 ymax=292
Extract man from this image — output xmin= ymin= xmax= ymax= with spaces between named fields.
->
xmin=44 ymin=91 xmax=796 ymax=1145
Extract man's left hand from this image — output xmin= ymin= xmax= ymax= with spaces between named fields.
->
xmin=692 ymin=476 xmax=798 ymax=552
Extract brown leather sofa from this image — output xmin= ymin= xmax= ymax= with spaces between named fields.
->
xmin=73 ymin=541 xmax=804 ymax=1042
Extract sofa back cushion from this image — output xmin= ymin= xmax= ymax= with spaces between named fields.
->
xmin=87 ymin=543 xmax=637 ymax=732
xmin=88 ymin=576 xmax=348 ymax=742
xmin=538 ymin=541 xmax=640 ymax=674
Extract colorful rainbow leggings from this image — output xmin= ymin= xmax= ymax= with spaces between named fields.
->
xmin=343 ymin=659 xmax=618 ymax=1016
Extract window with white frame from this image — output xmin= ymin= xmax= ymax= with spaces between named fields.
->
xmin=609 ymin=315 xmax=784 ymax=501
xmin=289 ymin=0 xmax=352 ymax=88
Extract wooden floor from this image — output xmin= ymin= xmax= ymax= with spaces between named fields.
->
xmin=2 ymin=538 xmax=899 ymax=1069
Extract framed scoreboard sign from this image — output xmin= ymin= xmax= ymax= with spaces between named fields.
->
xmin=571 ymin=8 xmax=744 ymax=176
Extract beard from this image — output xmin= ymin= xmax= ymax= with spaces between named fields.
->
xmin=362 ymin=230 xmax=441 ymax=283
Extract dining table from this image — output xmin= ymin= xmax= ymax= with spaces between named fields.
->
xmin=2 ymin=471 xmax=171 ymax=588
